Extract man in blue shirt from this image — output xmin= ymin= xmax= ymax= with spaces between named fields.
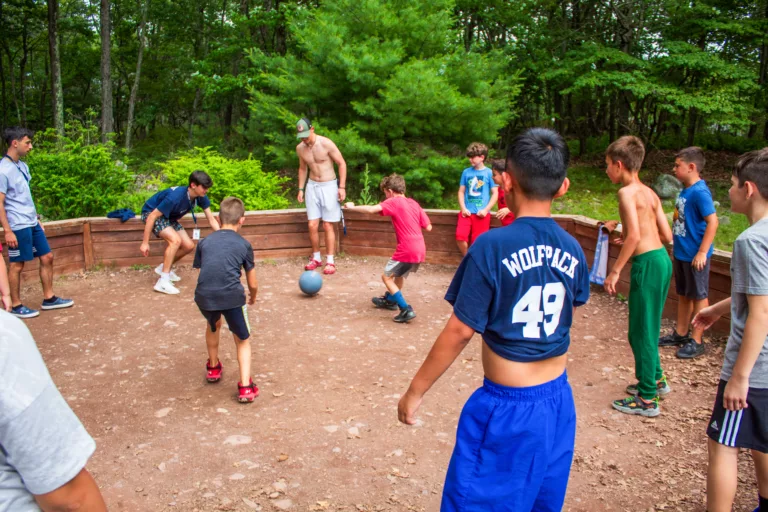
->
xmin=140 ymin=171 xmax=220 ymax=294
xmin=0 ymin=127 xmax=74 ymax=319
xmin=659 ymin=147 xmax=718 ymax=359
xmin=399 ymin=128 xmax=590 ymax=512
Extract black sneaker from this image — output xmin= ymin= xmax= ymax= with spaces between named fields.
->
xmin=393 ymin=306 xmax=416 ymax=323
xmin=658 ymin=330 xmax=690 ymax=347
xmin=676 ymin=340 xmax=705 ymax=359
xmin=372 ymin=296 xmax=398 ymax=310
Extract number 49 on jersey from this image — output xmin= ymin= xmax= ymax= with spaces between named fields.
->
xmin=512 ymin=283 xmax=566 ymax=339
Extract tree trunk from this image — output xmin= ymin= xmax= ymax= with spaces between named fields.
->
xmin=48 ymin=0 xmax=65 ymax=139
xmin=686 ymin=107 xmax=697 ymax=147
xmin=100 ymin=0 xmax=113 ymax=141
xmin=40 ymin=54 xmax=48 ymax=129
xmin=125 ymin=0 xmax=148 ymax=151
xmin=19 ymin=15 xmax=29 ymax=127
xmin=0 ymin=47 xmax=6 ymax=130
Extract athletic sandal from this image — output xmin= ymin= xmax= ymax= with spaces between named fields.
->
xmin=372 ymin=296 xmax=398 ymax=310
xmin=323 ymin=263 xmax=336 ymax=275
xmin=393 ymin=306 xmax=416 ymax=323
xmin=658 ymin=330 xmax=690 ymax=347
xmin=676 ymin=340 xmax=705 ymax=359
xmin=238 ymin=379 xmax=259 ymax=403
xmin=612 ymin=395 xmax=660 ymax=417
xmin=626 ymin=375 xmax=671 ymax=397
xmin=206 ymin=360 xmax=222 ymax=383
xmin=304 ymin=258 xmax=322 ymax=271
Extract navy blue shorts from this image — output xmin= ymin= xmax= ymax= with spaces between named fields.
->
xmin=442 ymin=372 xmax=576 ymax=512
xmin=8 ymin=223 xmax=51 ymax=263
xmin=198 ymin=305 xmax=251 ymax=341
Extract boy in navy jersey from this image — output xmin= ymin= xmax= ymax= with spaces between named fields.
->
xmin=398 ymin=128 xmax=590 ymax=512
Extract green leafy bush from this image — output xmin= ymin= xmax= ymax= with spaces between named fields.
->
xmin=27 ymin=126 xmax=132 ymax=220
xmin=152 ymin=147 xmax=290 ymax=211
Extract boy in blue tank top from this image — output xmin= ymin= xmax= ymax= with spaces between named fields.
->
xmin=398 ymin=128 xmax=590 ymax=512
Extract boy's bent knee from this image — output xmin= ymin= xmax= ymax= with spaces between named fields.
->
xmin=39 ymin=253 xmax=54 ymax=266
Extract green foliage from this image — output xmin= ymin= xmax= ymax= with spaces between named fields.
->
xmin=152 ymin=147 xmax=290 ymax=211
xmin=244 ymin=0 xmax=520 ymax=205
xmin=357 ymin=164 xmax=378 ymax=205
xmin=26 ymin=122 xmax=132 ymax=220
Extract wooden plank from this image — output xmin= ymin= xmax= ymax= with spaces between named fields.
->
xmin=20 ymin=261 xmax=85 ymax=283
xmin=82 ymin=222 xmax=95 ymax=270
xmin=97 ymin=248 xmax=315 ymax=269
xmin=47 ymin=233 xmax=84 ymax=250
xmin=90 ymin=222 xmax=312 ymax=243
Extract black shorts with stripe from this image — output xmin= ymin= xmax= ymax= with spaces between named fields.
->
xmin=706 ymin=380 xmax=768 ymax=453
xmin=198 ymin=305 xmax=251 ymax=341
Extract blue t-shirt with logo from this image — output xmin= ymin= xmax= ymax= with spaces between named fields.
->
xmin=445 ymin=217 xmax=590 ymax=363
xmin=142 ymin=186 xmax=211 ymax=222
xmin=672 ymin=180 xmax=716 ymax=262
xmin=460 ymin=167 xmax=496 ymax=214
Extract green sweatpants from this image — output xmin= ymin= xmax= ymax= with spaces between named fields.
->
xmin=628 ymin=247 xmax=672 ymax=400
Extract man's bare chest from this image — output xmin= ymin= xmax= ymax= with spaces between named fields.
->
xmin=300 ymin=144 xmax=331 ymax=165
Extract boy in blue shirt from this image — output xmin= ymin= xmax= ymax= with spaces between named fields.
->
xmin=399 ymin=128 xmax=590 ymax=511
xmin=140 ymin=170 xmax=220 ymax=295
xmin=658 ymin=147 xmax=718 ymax=359
xmin=456 ymin=142 xmax=498 ymax=256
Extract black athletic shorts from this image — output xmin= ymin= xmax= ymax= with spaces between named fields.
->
xmin=198 ymin=305 xmax=251 ymax=341
xmin=673 ymin=258 xmax=710 ymax=300
xmin=706 ymin=379 xmax=768 ymax=453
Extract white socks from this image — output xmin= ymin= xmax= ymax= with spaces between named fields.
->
xmin=326 ymin=255 xmax=334 ymax=264
xmin=160 ymin=272 xmax=171 ymax=282
xmin=313 ymin=252 xmax=321 ymax=262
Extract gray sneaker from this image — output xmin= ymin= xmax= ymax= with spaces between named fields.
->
xmin=625 ymin=375 xmax=671 ymax=397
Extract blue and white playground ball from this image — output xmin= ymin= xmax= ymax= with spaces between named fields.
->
xmin=299 ymin=270 xmax=323 ymax=296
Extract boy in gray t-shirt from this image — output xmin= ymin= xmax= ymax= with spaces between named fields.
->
xmin=693 ymin=148 xmax=768 ymax=512
xmin=0 ymin=311 xmax=106 ymax=511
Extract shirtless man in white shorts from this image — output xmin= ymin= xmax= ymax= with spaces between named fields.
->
xmin=296 ymin=117 xmax=347 ymax=275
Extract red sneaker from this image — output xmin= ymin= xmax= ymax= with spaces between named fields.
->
xmin=238 ymin=379 xmax=259 ymax=403
xmin=206 ymin=359 xmax=222 ymax=383
xmin=323 ymin=262 xmax=336 ymax=275
xmin=305 ymin=258 xmax=322 ymax=270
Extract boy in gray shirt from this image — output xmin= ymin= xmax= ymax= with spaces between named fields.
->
xmin=193 ymin=197 xmax=259 ymax=403
xmin=0 ymin=311 xmax=106 ymax=511
xmin=693 ymin=148 xmax=768 ymax=512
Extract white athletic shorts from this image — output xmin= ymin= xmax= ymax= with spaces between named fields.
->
xmin=305 ymin=179 xmax=341 ymax=222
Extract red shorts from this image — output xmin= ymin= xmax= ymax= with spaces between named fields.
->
xmin=500 ymin=213 xmax=515 ymax=227
xmin=456 ymin=213 xmax=491 ymax=243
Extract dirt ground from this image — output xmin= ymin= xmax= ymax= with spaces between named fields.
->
xmin=20 ymin=256 xmax=759 ymax=512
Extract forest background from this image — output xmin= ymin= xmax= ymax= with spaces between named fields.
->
xmin=2 ymin=0 xmax=767 ymax=250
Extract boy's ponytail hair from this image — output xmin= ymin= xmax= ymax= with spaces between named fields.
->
xmin=733 ymin=148 xmax=768 ymax=200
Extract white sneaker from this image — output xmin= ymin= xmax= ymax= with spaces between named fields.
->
xmin=155 ymin=264 xmax=181 ymax=282
xmin=154 ymin=278 xmax=180 ymax=295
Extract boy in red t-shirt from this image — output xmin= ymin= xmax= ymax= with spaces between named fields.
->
xmin=345 ymin=174 xmax=432 ymax=323
xmin=491 ymin=159 xmax=515 ymax=226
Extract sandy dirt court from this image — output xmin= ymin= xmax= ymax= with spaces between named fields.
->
xmin=19 ymin=256 xmax=758 ymax=512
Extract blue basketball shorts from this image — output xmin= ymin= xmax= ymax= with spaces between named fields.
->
xmin=8 ymin=223 xmax=51 ymax=263
xmin=441 ymin=371 xmax=576 ymax=512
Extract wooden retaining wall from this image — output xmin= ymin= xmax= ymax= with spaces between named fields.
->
xmin=1 ymin=209 xmax=732 ymax=333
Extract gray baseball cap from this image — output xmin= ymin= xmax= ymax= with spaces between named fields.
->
xmin=296 ymin=117 xmax=312 ymax=139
